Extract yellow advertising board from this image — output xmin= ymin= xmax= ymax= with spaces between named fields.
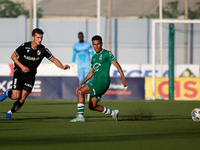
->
xmin=145 ymin=77 xmax=200 ymax=101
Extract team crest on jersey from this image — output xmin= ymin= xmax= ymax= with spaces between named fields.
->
xmin=99 ymin=54 xmax=102 ymax=60
xmin=37 ymin=50 xmax=41 ymax=56
xmin=84 ymin=44 xmax=87 ymax=47
xmin=93 ymin=63 xmax=101 ymax=72
xmin=25 ymin=47 xmax=30 ymax=53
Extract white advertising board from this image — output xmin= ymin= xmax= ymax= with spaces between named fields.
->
xmin=0 ymin=63 xmax=199 ymax=77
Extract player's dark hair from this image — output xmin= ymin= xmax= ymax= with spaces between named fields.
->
xmin=92 ymin=35 xmax=102 ymax=43
xmin=32 ymin=28 xmax=44 ymax=36
xmin=78 ymin=32 xmax=83 ymax=36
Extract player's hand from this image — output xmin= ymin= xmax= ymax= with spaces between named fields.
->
xmin=21 ymin=66 xmax=30 ymax=73
xmin=71 ymin=63 xmax=76 ymax=73
xmin=63 ymin=64 xmax=70 ymax=70
xmin=76 ymin=85 xmax=82 ymax=94
xmin=122 ymin=79 xmax=128 ymax=87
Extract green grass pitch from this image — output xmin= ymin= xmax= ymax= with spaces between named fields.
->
xmin=0 ymin=99 xmax=200 ymax=150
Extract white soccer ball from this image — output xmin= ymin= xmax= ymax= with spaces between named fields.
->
xmin=191 ymin=108 xmax=200 ymax=122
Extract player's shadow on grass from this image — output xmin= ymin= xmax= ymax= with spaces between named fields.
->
xmin=0 ymin=115 xmax=190 ymax=122
xmin=119 ymin=115 xmax=190 ymax=121
xmin=119 ymin=115 xmax=153 ymax=121
xmin=0 ymin=116 xmax=75 ymax=122
xmin=31 ymin=102 xmax=76 ymax=105
xmin=0 ymin=114 xmax=120 ymax=122
xmin=152 ymin=115 xmax=190 ymax=121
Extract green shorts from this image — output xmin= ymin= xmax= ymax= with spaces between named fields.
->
xmin=87 ymin=79 xmax=110 ymax=102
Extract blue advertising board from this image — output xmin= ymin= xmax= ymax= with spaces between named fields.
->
xmin=0 ymin=77 xmax=144 ymax=100
xmin=61 ymin=77 xmax=79 ymax=99
xmin=103 ymin=77 xmax=144 ymax=100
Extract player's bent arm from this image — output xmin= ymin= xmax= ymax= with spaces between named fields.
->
xmin=11 ymin=52 xmax=30 ymax=73
xmin=79 ymin=68 xmax=93 ymax=87
xmin=112 ymin=60 xmax=128 ymax=87
xmin=50 ymin=56 xmax=70 ymax=70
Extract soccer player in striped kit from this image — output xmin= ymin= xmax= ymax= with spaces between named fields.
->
xmin=70 ymin=35 xmax=128 ymax=122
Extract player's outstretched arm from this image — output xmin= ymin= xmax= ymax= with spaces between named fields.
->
xmin=112 ymin=60 xmax=128 ymax=87
xmin=50 ymin=56 xmax=70 ymax=70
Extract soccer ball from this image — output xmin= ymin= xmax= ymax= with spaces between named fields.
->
xmin=191 ymin=108 xmax=200 ymax=122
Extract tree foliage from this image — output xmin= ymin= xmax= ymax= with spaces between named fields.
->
xmin=0 ymin=0 xmax=43 ymax=18
xmin=188 ymin=2 xmax=200 ymax=19
xmin=142 ymin=1 xmax=200 ymax=19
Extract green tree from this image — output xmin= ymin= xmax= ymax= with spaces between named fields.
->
xmin=0 ymin=0 xmax=27 ymax=17
xmin=142 ymin=1 xmax=200 ymax=19
xmin=142 ymin=1 xmax=180 ymax=18
xmin=187 ymin=2 xmax=200 ymax=19
xmin=163 ymin=1 xmax=180 ymax=18
xmin=36 ymin=8 xmax=43 ymax=18
xmin=0 ymin=0 xmax=43 ymax=18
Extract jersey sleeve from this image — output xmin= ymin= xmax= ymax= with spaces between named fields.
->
xmin=44 ymin=48 xmax=53 ymax=60
xmin=87 ymin=43 xmax=95 ymax=56
xmin=15 ymin=43 xmax=25 ymax=57
xmin=107 ymin=51 xmax=115 ymax=63
xmin=88 ymin=43 xmax=92 ymax=51
xmin=90 ymin=50 xmax=95 ymax=57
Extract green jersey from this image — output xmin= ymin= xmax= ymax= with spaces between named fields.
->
xmin=91 ymin=49 xmax=115 ymax=82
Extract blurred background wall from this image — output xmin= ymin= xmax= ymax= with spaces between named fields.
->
xmin=1 ymin=0 xmax=200 ymax=64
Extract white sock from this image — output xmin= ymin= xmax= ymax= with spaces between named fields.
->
xmin=7 ymin=110 xmax=13 ymax=115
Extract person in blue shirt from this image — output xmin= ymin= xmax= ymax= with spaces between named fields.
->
xmin=71 ymin=32 xmax=94 ymax=99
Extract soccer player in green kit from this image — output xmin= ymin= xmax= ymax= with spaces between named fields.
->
xmin=70 ymin=35 xmax=128 ymax=122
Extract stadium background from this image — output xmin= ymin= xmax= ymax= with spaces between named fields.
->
xmin=0 ymin=0 xmax=200 ymax=100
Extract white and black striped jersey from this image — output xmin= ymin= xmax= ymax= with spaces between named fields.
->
xmin=14 ymin=42 xmax=53 ymax=75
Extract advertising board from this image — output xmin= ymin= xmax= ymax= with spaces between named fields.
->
xmin=145 ymin=77 xmax=200 ymax=100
